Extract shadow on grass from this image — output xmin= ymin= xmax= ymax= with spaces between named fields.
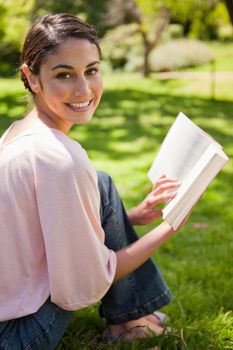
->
xmin=1 ymin=86 xmax=232 ymax=149
xmin=70 ymin=88 xmax=233 ymax=160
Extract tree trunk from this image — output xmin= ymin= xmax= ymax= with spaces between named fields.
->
xmin=183 ymin=20 xmax=191 ymax=36
xmin=224 ymin=0 xmax=233 ymax=25
xmin=142 ymin=48 xmax=151 ymax=77
xmin=140 ymin=9 xmax=171 ymax=77
xmin=141 ymin=36 xmax=153 ymax=77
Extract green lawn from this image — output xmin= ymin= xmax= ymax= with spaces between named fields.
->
xmin=0 ymin=66 xmax=232 ymax=350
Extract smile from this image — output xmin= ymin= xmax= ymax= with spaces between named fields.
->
xmin=66 ymin=100 xmax=92 ymax=111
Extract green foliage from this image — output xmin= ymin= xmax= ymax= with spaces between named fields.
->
xmin=32 ymin=0 xmax=83 ymax=16
xmin=135 ymin=0 xmax=163 ymax=28
xmin=149 ymin=39 xmax=214 ymax=72
xmin=134 ymin=0 xmax=230 ymax=40
xmin=0 ymin=0 xmax=34 ymax=49
xmin=32 ymin=0 xmax=110 ymax=37
xmin=0 ymin=0 xmax=35 ymax=76
xmin=170 ymin=0 xmax=231 ymax=40
xmin=0 ymin=0 xmax=111 ymax=77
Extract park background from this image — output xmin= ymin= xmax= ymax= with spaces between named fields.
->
xmin=0 ymin=0 xmax=233 ymax=349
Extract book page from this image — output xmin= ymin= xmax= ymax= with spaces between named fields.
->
xmin=148 ymin=112 xmax=222 ymax=183
xmin=164 ymin=145 xmax=228 ymax=229
xmin=162 ymin=144 xmax=217 ymax=218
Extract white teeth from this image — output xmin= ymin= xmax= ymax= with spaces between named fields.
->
xmin=68 ymin=101 xmax=89 ymax=109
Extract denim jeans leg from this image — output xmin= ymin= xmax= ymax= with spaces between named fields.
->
xmin=97 ymin=171 xmax=172 ymax=325
xmin=0 ymin=299 xmax=72 ymax=350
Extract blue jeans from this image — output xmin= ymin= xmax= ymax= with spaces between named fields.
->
xmin=0 ymin=171 xmax=172 ymax=349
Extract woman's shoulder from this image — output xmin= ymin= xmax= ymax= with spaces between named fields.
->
xmin=32 ymin=128 xmax=93 ymax=174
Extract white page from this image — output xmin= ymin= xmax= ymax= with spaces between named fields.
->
xmin=148 ymin=112 xmax=222 ymax=183
xmin=167 ymin=152 xmax=228 ymax=229
xmin=162 ymin=144 xmax=216 ymax=216
xmin=163 ymin=144 xmax=228 ymax=229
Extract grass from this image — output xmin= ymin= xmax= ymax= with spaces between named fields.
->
xmin=0 ymin=53 xmax=233 ymax=349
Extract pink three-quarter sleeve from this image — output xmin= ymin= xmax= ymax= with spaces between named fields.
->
xmin=33 ymin=135 xmax=116 ymax=310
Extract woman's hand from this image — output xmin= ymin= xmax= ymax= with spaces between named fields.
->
xmin=127 ymin=175 xmax=180 ymax=226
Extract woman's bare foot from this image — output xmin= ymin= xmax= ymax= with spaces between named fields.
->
xmin=145 ymin=313 xmax=162 ymax=326
xmin=107 ymin=314 xmax=165 ymax=340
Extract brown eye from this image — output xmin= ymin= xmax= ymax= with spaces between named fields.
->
xmin=56 ymin=72 xmax=72 ymax=80
xmin=86 ymin=68 xmax=98 ymax=76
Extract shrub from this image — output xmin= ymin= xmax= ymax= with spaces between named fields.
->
xmin=100 ymin=24 xmax=143 ymax=72
xmin=149 ymin=39 xmax=214 ymax=72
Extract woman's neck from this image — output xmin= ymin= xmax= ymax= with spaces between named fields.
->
xmin=27 ymin=102 xmax=72 ymax=134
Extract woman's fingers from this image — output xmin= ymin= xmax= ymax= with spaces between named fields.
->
xmin=152 ymin=180 xmax=180 ymax=196
xmin=154 ymin=182 xmax=180 ymax=195
xmin=147 ymin=176 xmax=181 ymax=207
xmin=147 ymin=190 xmax=178 ymax=206
xmin=152 ymin=175 xmax=179 ymax=190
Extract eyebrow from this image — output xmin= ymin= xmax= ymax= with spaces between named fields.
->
xmin=51 ymin=61 xmax=100 ymax=71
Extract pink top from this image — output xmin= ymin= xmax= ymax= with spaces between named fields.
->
xmin=0 ymin=123 xmax=116 ymax=321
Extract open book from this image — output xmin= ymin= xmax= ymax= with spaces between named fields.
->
xmin=148 ymin=112 xmax=229 ymax=230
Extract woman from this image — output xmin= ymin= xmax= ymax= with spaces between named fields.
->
xmin=0 ymin=13 xmax=186 ymax=349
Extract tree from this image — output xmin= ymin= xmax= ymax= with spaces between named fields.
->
xmin=134 ymin=0 xmax=171 ymax=76
xmin=104 ymin=0 xmax=231 ymax=76
xmin=104 ymin=0 xmax=171 ymax=76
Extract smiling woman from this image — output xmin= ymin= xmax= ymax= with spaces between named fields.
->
xmin=21 ymin=38 xmax=103 ymax=132
xmin=0 ymin=13 xmax=189 ymax=350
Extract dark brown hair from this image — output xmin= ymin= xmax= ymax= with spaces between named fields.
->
xmin=20 ymin=13 xmax=101 ymax=93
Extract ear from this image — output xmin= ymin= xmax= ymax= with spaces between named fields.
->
xmin=21 ymin=64 xmax=41 ymax=93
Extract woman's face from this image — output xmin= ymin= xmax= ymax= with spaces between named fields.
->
xmin=32 ymin=38 xmax=103 ymax=133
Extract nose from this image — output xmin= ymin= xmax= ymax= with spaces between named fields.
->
xmin=73 ymin=76 xmax=90 ymax=97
